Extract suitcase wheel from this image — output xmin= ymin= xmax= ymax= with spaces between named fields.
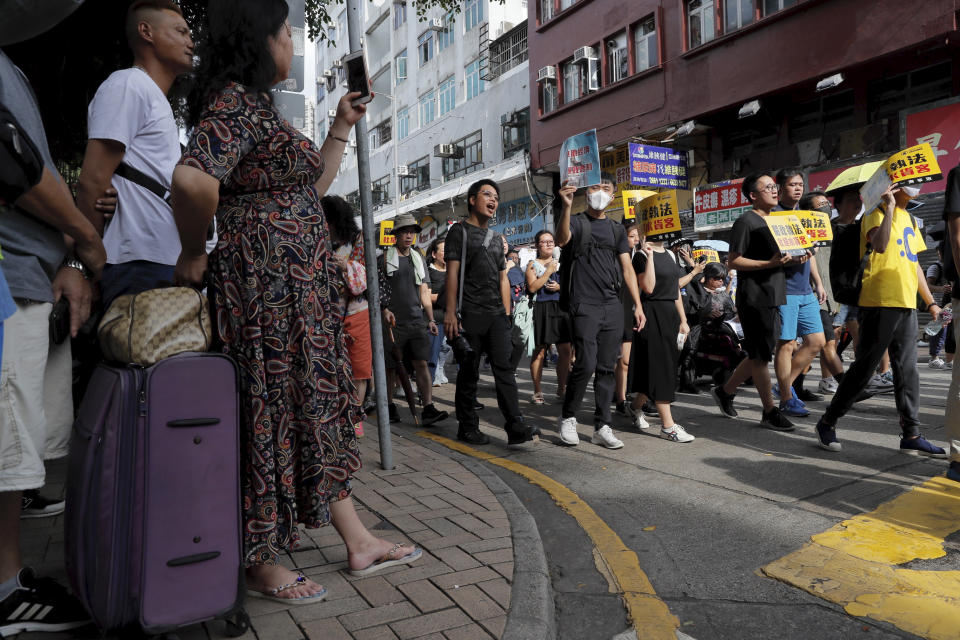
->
xmin=224 ymin=610 xmax=251 ymax=638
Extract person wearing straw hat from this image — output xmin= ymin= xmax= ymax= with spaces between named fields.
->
xmin=378 ymin=212 xmax=448 ymax=426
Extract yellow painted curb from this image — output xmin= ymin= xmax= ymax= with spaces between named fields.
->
xmin=417 ymin=431 xmax=680 ymax=639
xmin=763 ymin=476 xmax=960 ymax=639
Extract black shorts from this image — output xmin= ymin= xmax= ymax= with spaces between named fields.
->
xmin=737 ymin=304 xmax=780 ymax=362
xmin=384 ymin=320 xmax=431 ymax=368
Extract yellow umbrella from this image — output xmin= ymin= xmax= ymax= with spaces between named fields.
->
xmin=824 ymin=161 xmax=883 ymax=194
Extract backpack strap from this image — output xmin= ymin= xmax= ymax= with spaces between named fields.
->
xmin=457 ymin=223 xmax=467 ymax=319
xmin=115 ymin=161 xmax=170 ymax=203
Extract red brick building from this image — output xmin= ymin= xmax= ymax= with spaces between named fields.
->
xmin=528 ymin=0 xmax=960 ymax=219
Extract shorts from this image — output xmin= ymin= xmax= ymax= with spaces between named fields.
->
xmin=779 ymin=293 xmax=823 ymax=341
xmin=344 ymin=309 xmax=372 ymax=380
xmin=384 ymin=320 xmax=431 ymax=368
xmin=0 ymin=301 xmax=73 ymax=491
xmin=820 ymin=310 xmax=836 ymax=341
xmin=738 ymin=303 xmax=780 ymax=363
xmin=834 ymin=303 xmax=859 ymax=327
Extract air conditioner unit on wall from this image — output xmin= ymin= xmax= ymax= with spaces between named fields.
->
xmin=349 ymin=140 xmax=357 ymax=148
xmin=332 ymin=59 xmax=343 ymax=69
xmin=536 ymin=66 xmax=555 ymax=82
xmin=327 ymin=109 xmax=338 ymax=118
xmin=397 ymin=165 xmax=411 ymax=176
xmin=428 ymin=18 xmax=444 ymax=31
xmin=572 ymin=46 xmax=597 ymax=62
xmin=323 ymin=69 xmax=333 ymax=78
xmin=434 ymin=143 xmax=461 ymax=158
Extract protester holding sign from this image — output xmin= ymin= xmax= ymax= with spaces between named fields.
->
xmin=815 ymin=186 xmax=946 ymax=455
xmin=555 ymin=173 xmax=644 ymax=449
xmin=710 ymin=173 xmax=797 ymax=432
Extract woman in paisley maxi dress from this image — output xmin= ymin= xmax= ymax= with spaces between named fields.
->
xmin=171 ymin=0 xmax=419 ymax=602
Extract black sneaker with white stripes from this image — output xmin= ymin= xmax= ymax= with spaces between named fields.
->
xmin=0 ymin=568 xmax=89 ymax=636
xmin=20 ymin=490 xmax=65 ymax=519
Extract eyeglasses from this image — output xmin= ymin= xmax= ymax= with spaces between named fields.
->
xmin=757 ymin=184 xmax=779 ymax=194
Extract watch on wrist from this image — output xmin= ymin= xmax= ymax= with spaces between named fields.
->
xmin=63 ymin=258 xmax=92 ymax=279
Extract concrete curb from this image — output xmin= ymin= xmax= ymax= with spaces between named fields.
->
xmin=411 ymin=436 xmax=557 ymax=640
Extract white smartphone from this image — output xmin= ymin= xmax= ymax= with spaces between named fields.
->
xmin=343 ymin=51 xmax=372 ymax=106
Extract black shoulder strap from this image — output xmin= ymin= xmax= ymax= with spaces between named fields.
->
xmin=114 ymin=161 xmax=169 ymax=203
xmin=458 ymin=223 xmax=468 ymax=317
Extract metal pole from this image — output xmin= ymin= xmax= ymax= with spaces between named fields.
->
xmin=346 ymin=0 xmax=393 ymax=470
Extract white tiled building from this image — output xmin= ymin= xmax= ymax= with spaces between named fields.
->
xmin=315 ymin=0 xmax=553 ymax=249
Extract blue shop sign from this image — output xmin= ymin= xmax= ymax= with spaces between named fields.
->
xmin=490 ymin=197 xmax=546 ymax=246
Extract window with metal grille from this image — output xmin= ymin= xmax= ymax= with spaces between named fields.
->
xmin=369 ymin=120 xmax=392 ymax=149
xmin=443 ymin=130 xmax=483 ymax=179
xmin=867 ymin=61 xmax=953 ymax=123
xmin=502 ymin=108 xmax=530 ymax=158
xmin=401 ymin=156 xmax=430 ymax=194
xmin=606 ymin=32 xmax=628 ymax=84
xmin=489 ymin=23 xmax=527 ymax=77
xmin=372 ymin=175 xmax=392 ymax=207
xmin=541 ymin=79 xmax=558 ymax=114
xmin=563 ymin=60 xmax=584 ymax=103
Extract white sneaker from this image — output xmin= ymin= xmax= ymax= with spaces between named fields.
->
xmin=930 ymin=358 xmax=946 ymax=369
xmin=624 ymin=403 xmax=651 ymax=430
xmin=660 ymin=424 xmax=695 ymax=443
xmin=591 ymin=425 xmax=624 ymax=449
xmin=818 ymin=377 xmax=839 ymax=394
xmin=558 ymin=417 xmax=580 ymax=446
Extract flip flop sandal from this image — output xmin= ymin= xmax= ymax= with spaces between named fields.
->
xmin=246 ymin=571 xmax=328 ymax=605
xmin=348 ymin=544 xmax=423 ymax=577
xmin=532 ymin=392 xmax=544 ymax=405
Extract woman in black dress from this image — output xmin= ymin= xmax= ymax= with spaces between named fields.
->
xmin=526 ymin=230 xmax=572 ymax=403
xmin=629 ymin=236 xmax=694 ymax=442
xmin=615 ymin=223 xmax=641 ymax=414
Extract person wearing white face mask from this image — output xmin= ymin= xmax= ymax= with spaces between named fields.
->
xmin=553 ymin=173 xmax=644 ymax=449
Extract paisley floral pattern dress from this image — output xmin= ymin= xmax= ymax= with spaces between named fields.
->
xmin=180 ymin=83 xmax=362 ymax=565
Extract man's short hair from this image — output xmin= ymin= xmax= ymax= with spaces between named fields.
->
xmin=799 ymin=191 xmax=827 ymax=210
xmin=599 ymin=171 xmax=617 ymax=188
xmin=742 ymin=172 xmax=771 ymax=200
xmin=775 ymin=168 xmax=802 ymax=188
xmin=467 ymin=179 xmax=500 ymax=209
xmin=126 ymin=0 xmax=183 ymax=51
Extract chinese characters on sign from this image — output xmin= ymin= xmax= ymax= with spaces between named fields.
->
xmin=490 ymin=197 xmax=547 ymax=246
xmin=560 ymin=129 xmax=602 ymax=188
xmin=693 ymin=179 xmax=752 ymax=232
xmin=621 ymin=189 xmax=657 ymax=219
xmin=628 ymin=143 xmax=690 ymax=190
xmin=859 ymin=142 xmax=944 ymax=214
xmin=379 ymin=220 xmax=396 ymax=246
xmin=764 ymin=215 xmax=813 ymax=256
xmin=771 ymin=210 xmax=833 ymax=246
xmin=692 ymin=249 xmax=720 ymax=264
xmin=639 ymin=191 xmax=682 ymax=242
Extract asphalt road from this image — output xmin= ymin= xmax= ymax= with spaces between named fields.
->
xmin=410 ymin=351 xmax=956 ymax=639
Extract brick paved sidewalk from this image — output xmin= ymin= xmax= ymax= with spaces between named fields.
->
xmin=19 ymin=423 xmax=537 ymax=640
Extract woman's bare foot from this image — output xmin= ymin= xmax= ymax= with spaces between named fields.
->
xmin=348 ymin=538 xmax=418 ymax=573
xmin=246 ymin=564 xmax=324 ymax=600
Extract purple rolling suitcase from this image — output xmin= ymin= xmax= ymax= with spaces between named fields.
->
xmin=65 ymin=352 xmax=249 ymax=636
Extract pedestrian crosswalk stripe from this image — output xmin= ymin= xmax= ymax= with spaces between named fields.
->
xmin=763 ymin=475 xmax=960 ymax=639
xmin=417 ymin=430 xmax=681 ymax=640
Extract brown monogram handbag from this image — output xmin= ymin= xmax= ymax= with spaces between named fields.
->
xmin=98 ymin=287 xmax=212 ymax=366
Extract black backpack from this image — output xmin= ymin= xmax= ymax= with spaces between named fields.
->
xmin=0 ymin=101 xmax=44 ymax=205
xmin=829 ymin=219 xmax=871 ymax=306
xmin=558 ymin=214 xmax=625 ymax=312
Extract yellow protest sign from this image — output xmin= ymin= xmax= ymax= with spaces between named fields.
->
xmin=379 ymin=220 xmax=396 ymax=246
xmin=639 ymin=191 xmax=682 ymax=241
xmin=692 ymin=248 xmax=720 ymax=264
xmin=764 ymin=215 xmax=813 ymax=255
xmin=860 ymin=142 xmax=943 ymax=214
xmin=621 ymin=189 xmax=657 ymax=220
xmin=771 ymin=209 xmax=833 ymax=246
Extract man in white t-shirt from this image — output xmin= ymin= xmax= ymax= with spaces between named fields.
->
xmin=77 ymin=0 xmax=206 ymax=307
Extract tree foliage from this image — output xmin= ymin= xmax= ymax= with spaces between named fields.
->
xmin=5 ymin=0 xmax=495 ymax=164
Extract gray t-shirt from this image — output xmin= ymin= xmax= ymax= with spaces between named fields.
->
xmin=0 ymin=50 xmax=65 ymax=303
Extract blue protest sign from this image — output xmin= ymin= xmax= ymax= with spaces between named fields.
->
xmin=628 ymin=143 xmax=690 ymax=190
xmin=560 ymin=129 xmax=601 ymax=188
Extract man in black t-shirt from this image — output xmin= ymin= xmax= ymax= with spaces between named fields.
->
xmin=942 ymin=164 xmax=960 ymax=483
xmin=378 ymin=213 xmax=448 ymax=426
xmin=555 ymin=172 xmax=643 ymax=449
xmin=445 ymin=179 xmax=536 ymax=447
xmin=710 ymin=173 xmax=797 ymax=431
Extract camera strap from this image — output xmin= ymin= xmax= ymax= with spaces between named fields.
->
xmin=457 ymin=223 xmax=467 ymax=321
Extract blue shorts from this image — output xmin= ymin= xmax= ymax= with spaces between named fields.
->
xmin=833 ymin=303 xmax=859 ymax=327
xmin=779 ymin=293 xmax=823 ymax=341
